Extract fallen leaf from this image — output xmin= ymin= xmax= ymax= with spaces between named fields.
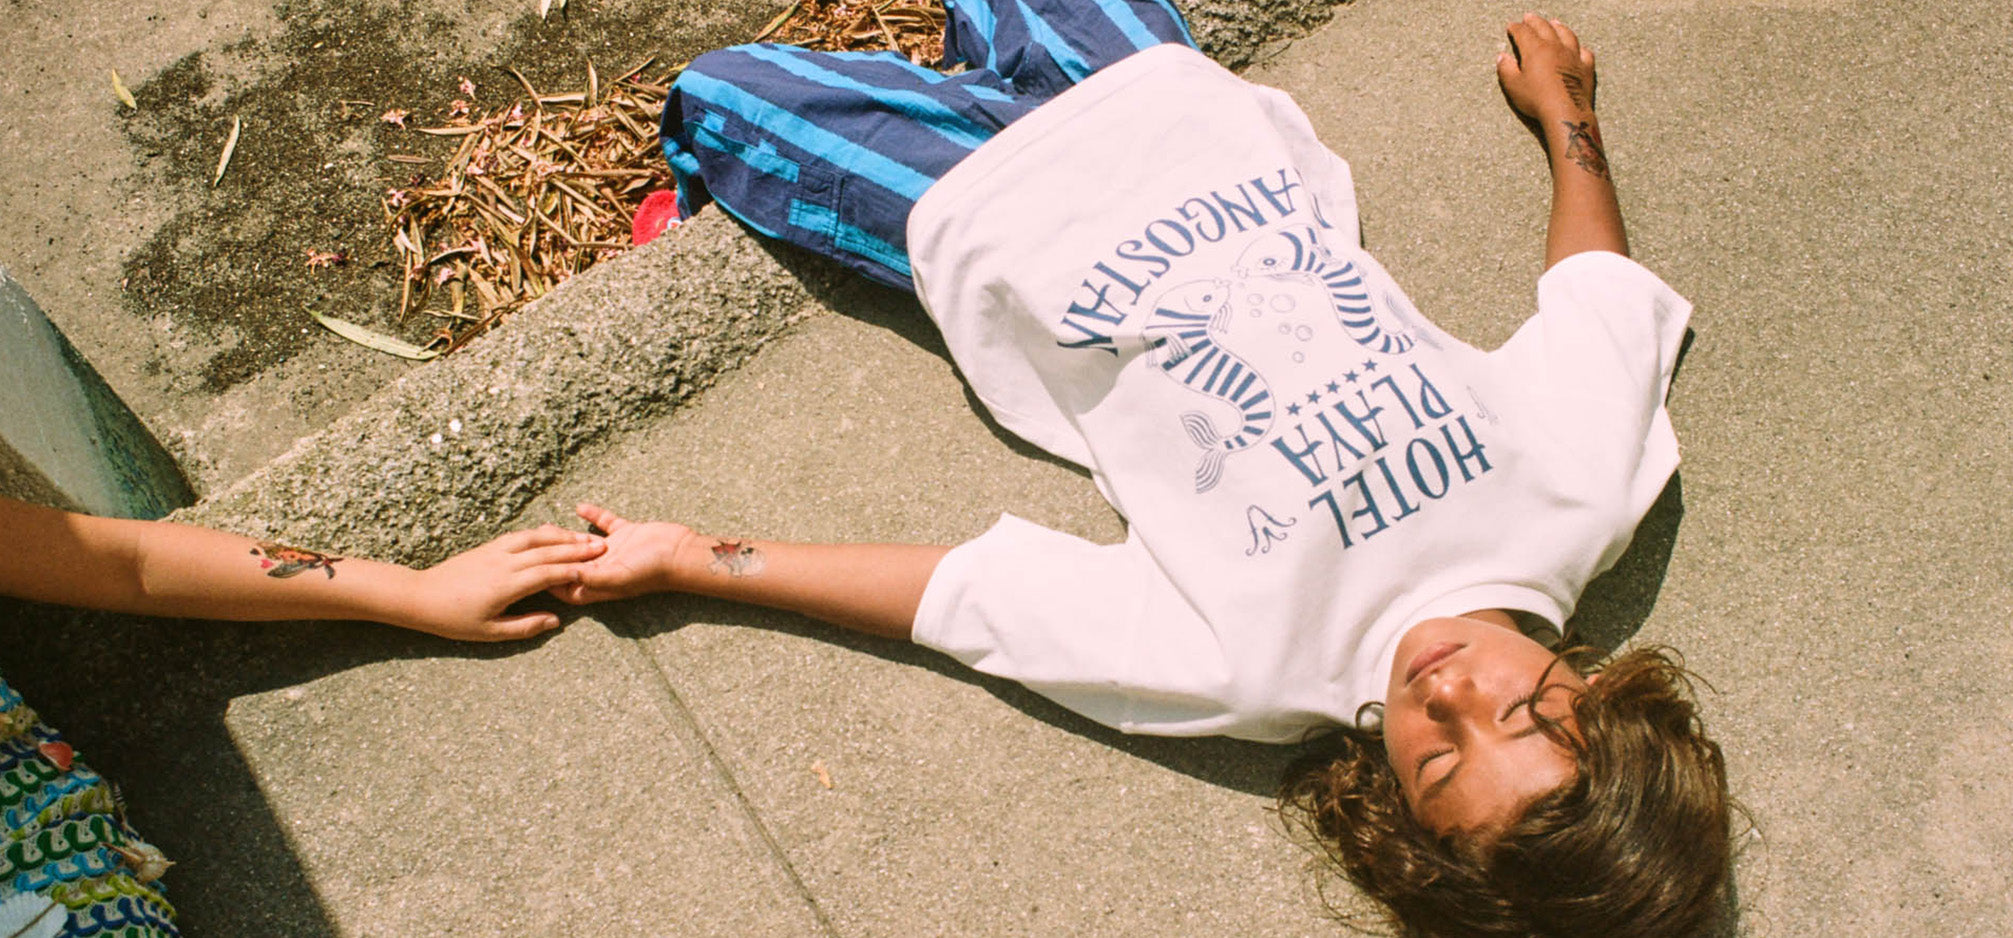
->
xmin=309 ymin=310 xmax=443 ymax=360
xmin=110 ymin=70 xmax=137 ymax=109
xmin=810 ymin=760 xmax=834 ymax=790
xmin=304 ymin=249 xmax=347 ymax=270
xmin=213 ymin=116 xmax=241 ymax=186
xmin=753 ymin=2 xmax=801 ymax=43
xmin=458 ymin=75 xmax=477 ymax=97
xmin=381 ymin=108 xmax=410 ymax=128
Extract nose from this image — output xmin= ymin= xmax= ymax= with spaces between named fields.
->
xmin=1421 ymin=672 xmax=1478 ymax=721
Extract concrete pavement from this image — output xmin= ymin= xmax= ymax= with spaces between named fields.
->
xmin=3 ymin=0 xmax=2010 ymax=934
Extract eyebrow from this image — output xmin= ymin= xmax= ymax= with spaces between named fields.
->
xmin=1418 ymin=722 xmax=1551 ymax=805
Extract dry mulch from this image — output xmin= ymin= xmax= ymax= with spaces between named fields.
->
xmin=375 ymin=0 xmax=948 ymax=357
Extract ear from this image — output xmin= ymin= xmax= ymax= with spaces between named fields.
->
xmin=1585 ymin=671 xmax=1602 ymax=685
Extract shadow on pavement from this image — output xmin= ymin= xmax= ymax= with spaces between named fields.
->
xmin=0 ymin=597 xmax=577 ymax=936
xmin=1566 ymin=472 xmax=1685 ymax=653
xmin=592 ymin=594 xmax=1295 ymax=798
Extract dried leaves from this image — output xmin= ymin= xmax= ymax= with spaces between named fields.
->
xmin=379 ymin=58 xmax=676 ymax=353
xmin=367 ymin=1 xmax=948 ymax=357
xmin=761 ymin=0 xmax=948 ymax=65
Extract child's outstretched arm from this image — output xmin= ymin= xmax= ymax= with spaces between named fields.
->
xmin=548 ymin=503 xmax=948 ymax=641
xmin=1497 ymin=13 xmax=1629 ymax=269
xmin=0 ymin=495 xmax=606 ymax=641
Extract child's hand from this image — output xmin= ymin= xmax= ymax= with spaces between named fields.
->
xmin=547 ymin=503 xmax=695 ymax=604
xmin=403 ymin=525 xmax=607 ymax=640
xmin=1496 ymin=13 xmax=1598 ymax=123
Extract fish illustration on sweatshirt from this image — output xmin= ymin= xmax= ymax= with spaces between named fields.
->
xmin=1140 ymin=226 xmax=1416 ymax=494
xmin=1237 ymin=225 xmax=1414 ymax=355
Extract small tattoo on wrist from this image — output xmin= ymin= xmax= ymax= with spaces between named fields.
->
xmin=1557 ymin=71 xmax=1592 ymax=111
xmin=250 ymin=541 xmax=342 ymax=579
xmin=707 ymin=540 xmax=766 ymax=577
xmin=1560 ymin=119 xmax=1611 ymax=180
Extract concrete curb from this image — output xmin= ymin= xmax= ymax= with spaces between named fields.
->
xmin=171 ymin=213 xmax=837 ymax=564
xmin=1183 ymin=0 xmax=1348 ymax=70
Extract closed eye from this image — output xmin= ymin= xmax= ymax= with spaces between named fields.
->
xmin=1415 ymin=746 xmax=1453 ymax=781
xmin=1500 ymin=690 xmax=1542 ymax=723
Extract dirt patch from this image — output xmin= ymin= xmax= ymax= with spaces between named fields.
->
xmin=119 ymin=0 xmax=771 ymax=392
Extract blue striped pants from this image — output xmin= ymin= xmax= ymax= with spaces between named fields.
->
xmin=659 ymin=0 xmax=1196 ymax=290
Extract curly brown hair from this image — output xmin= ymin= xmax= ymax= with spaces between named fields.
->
xmin=1277 ymin=646 xmax=1732 ymax=938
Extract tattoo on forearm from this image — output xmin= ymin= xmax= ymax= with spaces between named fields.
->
xmin=1560 ymin=120 xmax=1611 ymax=180
xmin=250 ymin=541 xmax=342 ymax=579
xmin=707 ymin=540 xmax=766 ymax=577
xmin=1557 ymin=71 xmax=1592 ymax=111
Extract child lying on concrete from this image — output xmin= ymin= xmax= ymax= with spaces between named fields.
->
xmin=0 ymin=494 xmax=605 ymax=936
xmin=560 ymin=4 xmax=1732 ymax=935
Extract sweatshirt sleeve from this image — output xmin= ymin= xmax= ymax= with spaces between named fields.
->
xmin=912 ymin=514 xmax=1240 ymax=736
xmin=1536 ymin=251 xmax=1689 ymax=394
xmin=1495 ymin=251 xmax=1693 ymax=516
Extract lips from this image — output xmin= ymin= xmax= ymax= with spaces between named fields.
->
xmin=1404 ymin=641 xmax=1464 ymax=684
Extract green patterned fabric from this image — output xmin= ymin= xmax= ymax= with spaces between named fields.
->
xmin=0 ymin=676 xmax=177 ymax=938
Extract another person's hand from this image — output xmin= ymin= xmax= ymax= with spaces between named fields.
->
xmin=547 ymin=503 xmax=696 ymax=604
xmin=402 ymin=525 xmax=606 ymax=640
xmin=1497 ymin=13 xmax=1598 ymax=123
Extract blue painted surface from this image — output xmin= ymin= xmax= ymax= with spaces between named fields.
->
xmin=0 ymin=268 xmax=192 ymax=519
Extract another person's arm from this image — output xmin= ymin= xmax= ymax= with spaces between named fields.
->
xmin=0 ymin=495 xmax=605 ymax=640
xmin=547 ymin=503 xmax=947 ymax=640
xmin=1497 ymin=13 xmax=1628 ymax=268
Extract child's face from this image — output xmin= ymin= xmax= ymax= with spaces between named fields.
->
xmin=1382 ymin=615 xmax=1588 ymax=837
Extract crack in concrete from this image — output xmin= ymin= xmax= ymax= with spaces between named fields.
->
xmin=621 ymin=635 xmax=845 ymax=937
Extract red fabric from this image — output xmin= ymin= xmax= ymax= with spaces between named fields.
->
xmin=632 ymin=190 xmax=682 ymax=245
